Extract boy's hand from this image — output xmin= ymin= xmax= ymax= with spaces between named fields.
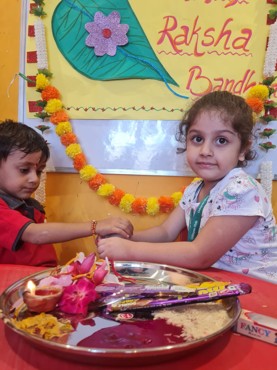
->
xmin=95 ymin=217 xmax=133 ymax=239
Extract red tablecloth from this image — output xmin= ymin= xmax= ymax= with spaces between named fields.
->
xmin=0 ymin=264 xmax=276 ymax=370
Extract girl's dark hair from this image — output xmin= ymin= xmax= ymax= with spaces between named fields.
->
xmin=0 ymin=120 xmax=50 ymax=162
xmin=176 ymin=91 xmax=256 ymax=167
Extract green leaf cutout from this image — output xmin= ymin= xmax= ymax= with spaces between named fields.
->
xmin=52 ymin=0 xmax=178 ymax=86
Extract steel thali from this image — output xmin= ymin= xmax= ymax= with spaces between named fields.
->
xmin=0 ymin=261 xmax=241 ymax=366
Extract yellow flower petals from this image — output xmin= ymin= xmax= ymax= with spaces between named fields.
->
xmin=247 ymin=85 xmax=269 ymax=100
xmin=55 ymin=121 xmax=72 ymax=136
xmin=97 ymin=183 xmax=116 ymax=196
xmin=65 ymin=143 xmax=82 ymax=158
xmin=79 ymin=165 xmax=97 ymax=181
xmin=119 ymin=193 xmax=136 ymax=213
xmin=146 ymin=197 xmax=160 ymax=216
xmin=12 ymin=313 xmax=73 ymax=340
xmin=171 ymin=191 xmax=183 ymax=206
xmin=36 ymin=73 xmax=50 ymax=90
xmin=45 ymin=98 xmax=63 ymax=114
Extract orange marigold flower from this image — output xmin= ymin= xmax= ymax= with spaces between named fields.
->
xmin=245 ymin=97 xmax=264 ymax=114
xmin=50 ymin=110 xmax=69 ymax=124
xmin=108 ymin=188 xmax=125 ymax=206
xmin=132 ymin=198 xmax=147 ymax=214
xmin=41 ymin=85 xmax=60 ymax=101
xmin=158 ymin=196 xmax=174 ymax=213
xmin=73 ymin=153 xmax=87 ymax=171
xmin=89 ymin=173 xmax=107 ymax=191
xmin=60 ymin=133 xmax=78 ymax=146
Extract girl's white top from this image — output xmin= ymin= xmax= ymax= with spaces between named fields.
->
xmin=180 ymin=167 xmax=277 ymax=283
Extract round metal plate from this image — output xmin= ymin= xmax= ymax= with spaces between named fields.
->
xmin=0 ymin=261 xmax=240 ymax=366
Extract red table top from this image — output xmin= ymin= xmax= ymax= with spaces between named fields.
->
xmin=0 ymin=264 xmax=276 ymax=370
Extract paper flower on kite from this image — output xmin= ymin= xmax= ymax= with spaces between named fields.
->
xmin=85 ymin=11 xmax=129 ymax=56
xmin=52 ymin=0 xmax=179 ymax=88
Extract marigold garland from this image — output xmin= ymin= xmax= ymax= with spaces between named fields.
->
xmin=28 ymin=0 xmax=276 ymax=215
xmin=45 ymin=98 xmax=63 ymax=114
xmin=55 ymin=121 xmax=72 ymax=136
xmin=158 ymin=196 xmax=174 ymax=213
xmin=60 ymin=132 xmax=77 ymax=146
xmin=108 ymin=189 xmax=125 ymax=206
xmin=41 ymin=85 xmax=60 ymax=101
xmin=245 ymin=77 xmax=277 ymax=152
xmin=119 ymin=194 xmax=136 ymax=214
xmin=245 ymin=97 xmax=264 ymax=114
xmin=36 ymin=73 xmax=49 ymax=90
xmin=73 ymin=153 xmax=87 ymax=171
xmin=79 ymin=165 xmax=98 ymax=181
xmin=146 ymin=197 xmax=160 ymax=216
xmin=50 ymin=110 xmax=69 ymax=124
xmin=97 ymin=183 xmax=116 ymax=197
xmin=88 ymin=173 xmax=107 ymax=191
xmin=131 ymin=197 xmax=147 ymax=214
xmin=27 ymin=1 xmax=189 ymax=216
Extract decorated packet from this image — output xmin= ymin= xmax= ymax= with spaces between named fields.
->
xmin=97 ymin=283 xmax=206 ymax=297
xmin=96 ymin=280 xmax=234 ymax=297
xmin=104 ymin=282 xmax=251 ymax=312
xmin=233 ymin=309 xmax=277 ymax=345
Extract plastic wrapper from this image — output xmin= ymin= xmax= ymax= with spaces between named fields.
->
xmin=103 ymin=282 xmax=252 ymax=312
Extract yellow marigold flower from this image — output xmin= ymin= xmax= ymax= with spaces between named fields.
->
xmin=247 ymin=85 xmax=269 ymax=101
xmin=146 ymin=197 xmax=160 ymax=216
xmin=55 ymin=121 xmax=72 ymax=136
xmin=119 ymin=193 xmax=135 ymax=213
xmin=171 ymin=191 xmax=182 ymax=207
xmin=79 ymin=165 xmax=97 ymax=181
xmin=45 ymin=99 xmax=63 ymax=114
xmin=65 ymin=143 xmax=82 ymax=158
xmin=36 ymin=73 xmax=50 ymax=90
xmin=192 ymin=177 xmax=202 ymax=183
xmin=97 ymin=183 xmax=116 ymax=196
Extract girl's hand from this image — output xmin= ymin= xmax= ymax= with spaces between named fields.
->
xmin=95 ymin=217 xmax=133 ymax=239
xmin=97 ymin=237 xmax=132 ymax=260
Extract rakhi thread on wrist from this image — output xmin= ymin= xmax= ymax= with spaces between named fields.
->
xmin=91 ymin=220 xmax=97 ymax=236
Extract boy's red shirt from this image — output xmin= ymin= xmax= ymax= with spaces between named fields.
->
xmin=0 ymin=193 xmax=57 ymax=266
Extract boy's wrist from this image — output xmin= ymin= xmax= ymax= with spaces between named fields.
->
xmin=91 ymin=220 xmax=97 ymax=235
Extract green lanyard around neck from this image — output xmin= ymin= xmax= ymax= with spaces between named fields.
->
xmin=187 ymin=195 xmax=209 ymax=242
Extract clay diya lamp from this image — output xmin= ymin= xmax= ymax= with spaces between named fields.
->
xmin=23 ymin=280 xmax=63 ymax=313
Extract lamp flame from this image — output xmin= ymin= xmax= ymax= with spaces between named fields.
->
xmin=26 ymin=280 xmax=36 ymax=295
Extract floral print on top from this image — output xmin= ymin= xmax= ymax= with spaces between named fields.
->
xmin=180 ymin=167 xmax=277 ymax=283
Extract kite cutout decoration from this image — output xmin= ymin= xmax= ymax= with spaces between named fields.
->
xmin=52 ymin=0 xmax=188 ymax=98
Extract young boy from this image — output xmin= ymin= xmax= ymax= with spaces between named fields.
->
xmin=0 ymin=120 xmax=133 ymax=266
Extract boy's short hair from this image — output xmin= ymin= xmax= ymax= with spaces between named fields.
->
xmin=0 ymin=119 xmax=50 ymax=162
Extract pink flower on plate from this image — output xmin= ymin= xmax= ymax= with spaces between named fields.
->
xmin=73 ymin=252 xmax=96 ymax=275
xmin=93 ymin=259 xmax=109 ymax=285
xmin=38 ymin=274 xmax=72 ymax=287
xmin=58 ymin=277 xmax=98 ymax=315
xmin=85 ymin=11 xmax=129 ymax=56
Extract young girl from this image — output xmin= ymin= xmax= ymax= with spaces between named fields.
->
xmin=97 ymin=91 xmax=277 ymax=283
xmin=0 ymin=120 xmax=133 ymax=266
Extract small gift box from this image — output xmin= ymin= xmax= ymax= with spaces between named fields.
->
xmin=233 ymin=309 xmax=277 ymax=346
